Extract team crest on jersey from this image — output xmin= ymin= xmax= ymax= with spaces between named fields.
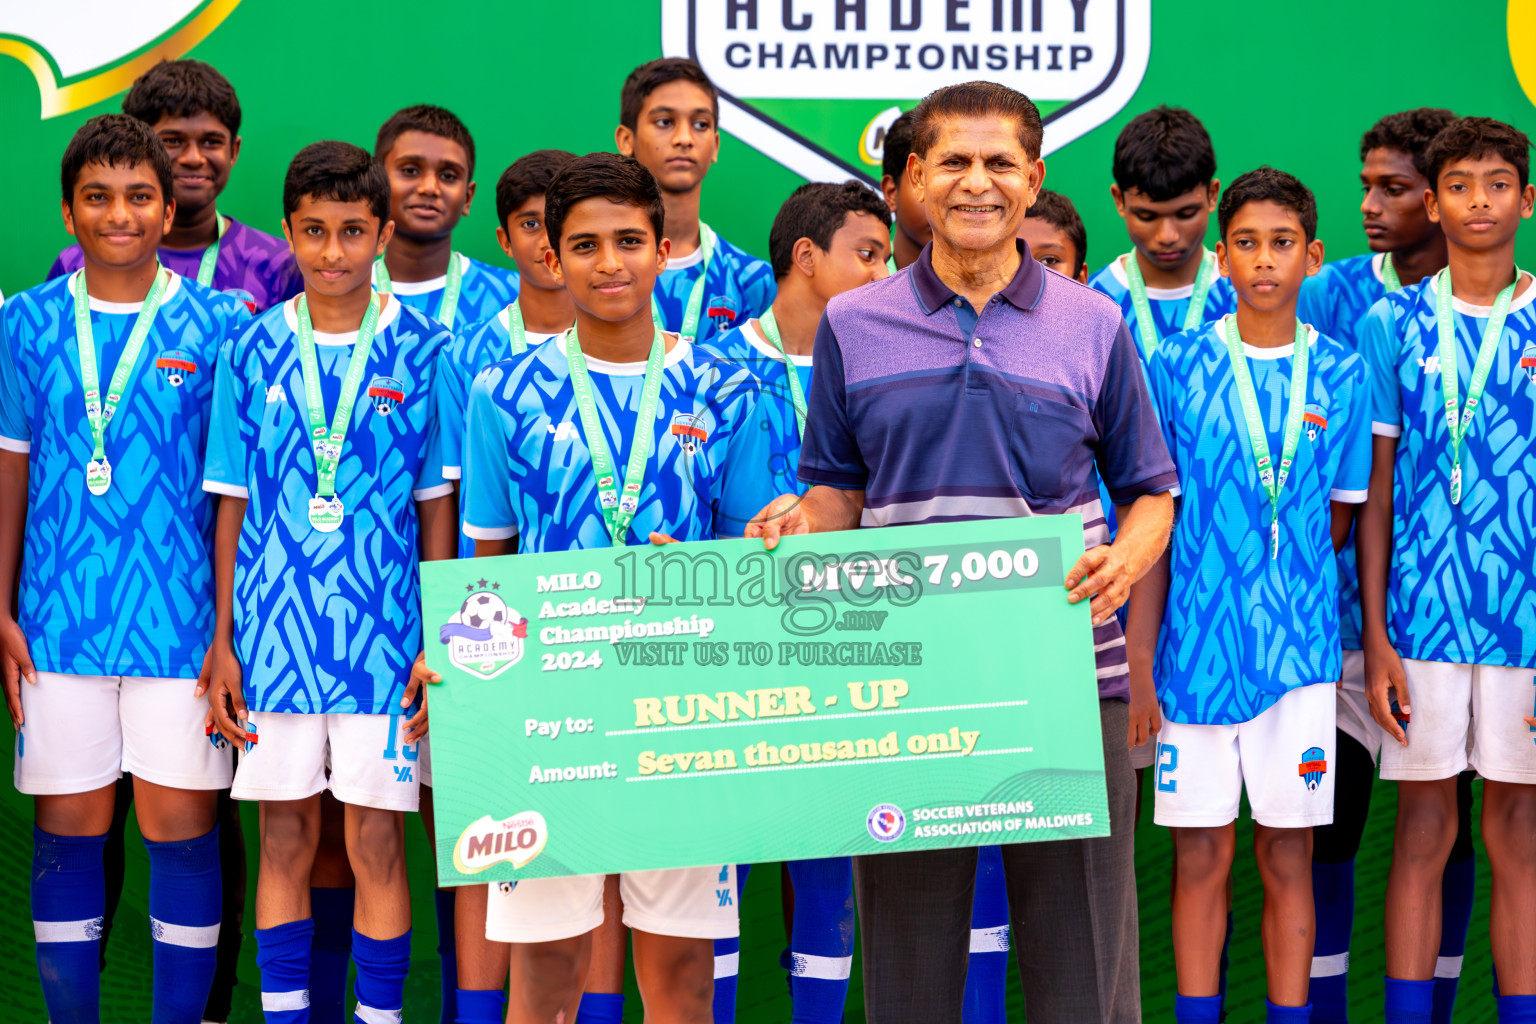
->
xmin=659 ymin=0 xmax=1148 ymax=181
xmin=671 ymin=413 xmax=709 ymax=454
xmin=705 ymin=295 xmax=740 ymax=330
xmin=220 ymin=288 xmax=258 ymax=314
xmin=1303 ymin=403 xmax=1328 ymax=441
xmin=1521 ymin=344 xmax=1536 ymax=388
xmin=243 ymin=718 xmax=258 ymax=755
xmin=866 ymin=802 xmax=906 ymax=842
xmin=204 ymin=721 xmax=229 ymax=751
xmin=368 ymin=376 xmax=405 ymax=415
xmin=440 ymin=584 xmax=529 ymax=680
xmin=1298 ymin=747 xmax=1328 ymax=791
xmin=155 ymin=351 xmax=198 ymax=388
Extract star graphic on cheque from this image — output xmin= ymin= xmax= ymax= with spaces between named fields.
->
xmin=476 ymin=578 xmax=490 ymax=590
xmin=491 ymin=582 xmax=501 ymax=590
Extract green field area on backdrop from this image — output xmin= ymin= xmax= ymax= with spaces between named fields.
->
xmin=2 ymin=2 xmax=1533 ymax=296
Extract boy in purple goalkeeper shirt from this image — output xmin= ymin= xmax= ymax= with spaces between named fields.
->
xmin=49 ymin=59 xmax=301 ymax=314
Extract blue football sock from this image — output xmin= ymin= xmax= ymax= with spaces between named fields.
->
xmin=455 ymin=988 xmax=508 ymax=1024
xmin=1385 ymin=977 xmax=1435 ymax=1024
xmin=1175 ymin=994 xmax=1224 ymax=1022
xmin=256 ymin=918 xmax=315 ymax=1024
xmin=145 ymin=826 xmax=221 ymax=1024
xmin=31 ymin=827 xmax=106 ymax=1024
xmin=1432 ymin=855 xmax=1474 ymax=1024
xmin=713 ymin=934 xmax=741 ymax=1024
xmin=576 ymin=992 xmax=625 ymax=1024
xmin=435 ymin=889 xmax=457 ymax=1024
xmin=963 ymin=846 xmax=1009 ymax=1024
xmin=1309 ymin=859 xmax=1355 ymax=1023
xmin=1498 ymin=994 xmax=1536 ymax=1022
xmin=1268 ymin=1001 xmax=1312 ymax=1023
xmin=787 ymin=857 xmax=855 ymax=1024
xmin=309 ymin=887 xmax=354 ymax=1024
xmin=353 ymin=929 xmax=411 ymax=1024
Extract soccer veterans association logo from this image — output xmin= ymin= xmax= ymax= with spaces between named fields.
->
xmin=156 ymin=350 xmax=199 ymax=388
xmin=866 ymin=802 xmax=906 ymax=842
xmin=670 ymin=412 xmax=709 ymax=454
xmin=1520 ymin=344 xmax=1536 ymax=389
xmin=1303 ymin=403 xmax=1328 ymax=442
xmin=440 ymin=584 xmax=530 ymax=680
xmin=1 ymin=0 xmax=244 ymax=118
xmin=367 ymin=375 xmax=405 ymax=416
xmin=660 ymin=0 xmax=1150 ymax=180
xmin=1298 ymin=747 xmax=1328 ymax=791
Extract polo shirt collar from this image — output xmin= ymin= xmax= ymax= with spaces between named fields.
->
xmin=909 ymin=238 xmax=1045 ymax=315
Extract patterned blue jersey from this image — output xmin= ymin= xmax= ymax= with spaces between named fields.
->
xmin=654 ymin=232 xmax=775 ymax=346
xmin=1148 ymin=317 xmax=1372 ymax=725
xmin=701 ymin=318 xmax=810 ymax=497
xmin=203 ymin=296 xmax=453 ymax=714
xmin=1361 ymin=272 xmax=1536 ymax=668
xmin=387 ymin=254 xmax=520 ymax=331
xmin=1088 ymin=254 xmax=1238 ymax=363
xmin=437 ymin=304 xmax=561 ymax=557
xmin=461 ymin=337 xmax=789 ymax=553
xmin=0 ymin=272 xmax=250 ymax=677
xmin=1298 ymin=253 xmax=1395 ymax=650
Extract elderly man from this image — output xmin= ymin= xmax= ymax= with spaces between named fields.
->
xmin=749 ymin=81 xmax=1175 ymax=1023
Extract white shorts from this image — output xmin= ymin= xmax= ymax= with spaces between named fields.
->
xmin=231 ymin=710 xmax=421 ymax=812
xmin=1153 ymin=683 xmax=1336 ymax=829
xmin=485 ymin=865 xmax=739 ymax=944
xmin=1335 ymin=650 xmax=1384 ymax=763
xmin=419 ymin=736 xmax=432 ymax=788
xmin=14 ymin=672 xmax=234 ymax=795
xmin=1379 ymin=659 xmax=1536 ymax=784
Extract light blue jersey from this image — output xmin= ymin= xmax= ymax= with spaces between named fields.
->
xmin=437 ymin=304 xmax=561 ymax=557
xmin=1088 ymin=254 xmax=1238 ymax=363
xmin=0 ymin=272 xmax=250 ymax=677
xmin=461 ymin=336 xmax=788 ymax=552
xmin=386 ymin=253 xmax=519 ymax=331
xmin=203 ymin=296 xmax=453 ymax=714
xmin=1298 ymin=252 xmax=1399 ymax=650
xmin=1148 ymin=317 xmax=1372 ymax=725
xmin=1361 ymin=272 xmax=1536 ymax=668
xmin=654 ymin=232 xmax=775 ymax=346
xmin=702 ymin=318 xmax=811 ymax=496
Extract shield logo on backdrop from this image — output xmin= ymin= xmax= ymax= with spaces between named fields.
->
xmin=1 ymin=0 xmax=244 ymax=118
xmin=660 ymin=0 xmax=1150 ymax=180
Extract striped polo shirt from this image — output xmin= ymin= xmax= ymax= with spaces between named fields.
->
xmin=798 ymin=241 xmax=1177 ymax=698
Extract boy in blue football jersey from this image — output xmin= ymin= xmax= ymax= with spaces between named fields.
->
xmin=1135 ymin=168 xmax=1372 ymax=1024
xmin=49 ymin=59 xmax=302 ymax=313
xmin=432 ymin=148 xmax=577 ymax=1024
xmin=202 ymin=141 xmax=456 ymax=1024
xmin=616 ymin=58 xmax=774 ymax=345
xmin=373 ymin=105 xmax=521 ymax=332
xmin=1 ymin=114 xmax=250 ymax=1024
xmin=706 ymin=179 xmax=889 ymax=1024
xmin=1020 ymin=189 xmax=1090 ymax=284
xmin=1299 ymin=107 xmax=1470 ymax=1024
xmin=457 ymin=152 xmax=784 ymax=1024
xmin=1359 ymin=117 xmax=1536 ymax=1024
xmin=1089 ymin=106 xmax=1236 ymax=363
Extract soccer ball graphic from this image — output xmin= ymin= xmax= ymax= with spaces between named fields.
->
xmin=166 ymin=370 xmax=185 ymax=387
xmin=461 ymin=591 xmax=509 ymax=632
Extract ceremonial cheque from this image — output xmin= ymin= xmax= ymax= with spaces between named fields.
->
xmin=4 ymin=4 xmax=1536 ymax=1021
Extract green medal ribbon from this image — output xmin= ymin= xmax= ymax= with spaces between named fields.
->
xmin=1434 ymin=266 xmax=1519 ymax=505
xmin=651 ymin=224 xmax=716 ymax=340
xmin=1123 ymin=248 xmax=1217 ymax=356
xmin=1221 ymin=315 xmax=1311 ymax=561
xmin=295 ymin=292 xmax=383 ymax=532
xmin=564 ymin=325 xmax=667 ymax=546
xmin=1380 ymin=252 xmax=1401 ymax=293
xmin=195 ymin=213 xmax=226 ymax=288
xmin=73 ymin=265 xmax=170 ymax=496
xmin=506 ymin=302 xmax=529 ymax=357
xmin=374 ymin=252 xmax=465 ymax=329
xmin=757 ymin=308 xmax=807 ymax=441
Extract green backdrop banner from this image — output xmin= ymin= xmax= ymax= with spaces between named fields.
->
xmin=2 ymin=2 xmax=1533 ymax=297
xmin=421 ymin=518 xmax=1107 ymax=885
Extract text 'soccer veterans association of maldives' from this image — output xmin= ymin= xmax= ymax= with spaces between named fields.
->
xmin=421 ymin=517 xmax=1109 ymax=885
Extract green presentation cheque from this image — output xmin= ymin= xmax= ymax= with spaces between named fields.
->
xmin=421 ymin=516 xmax=1110 ymax=886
